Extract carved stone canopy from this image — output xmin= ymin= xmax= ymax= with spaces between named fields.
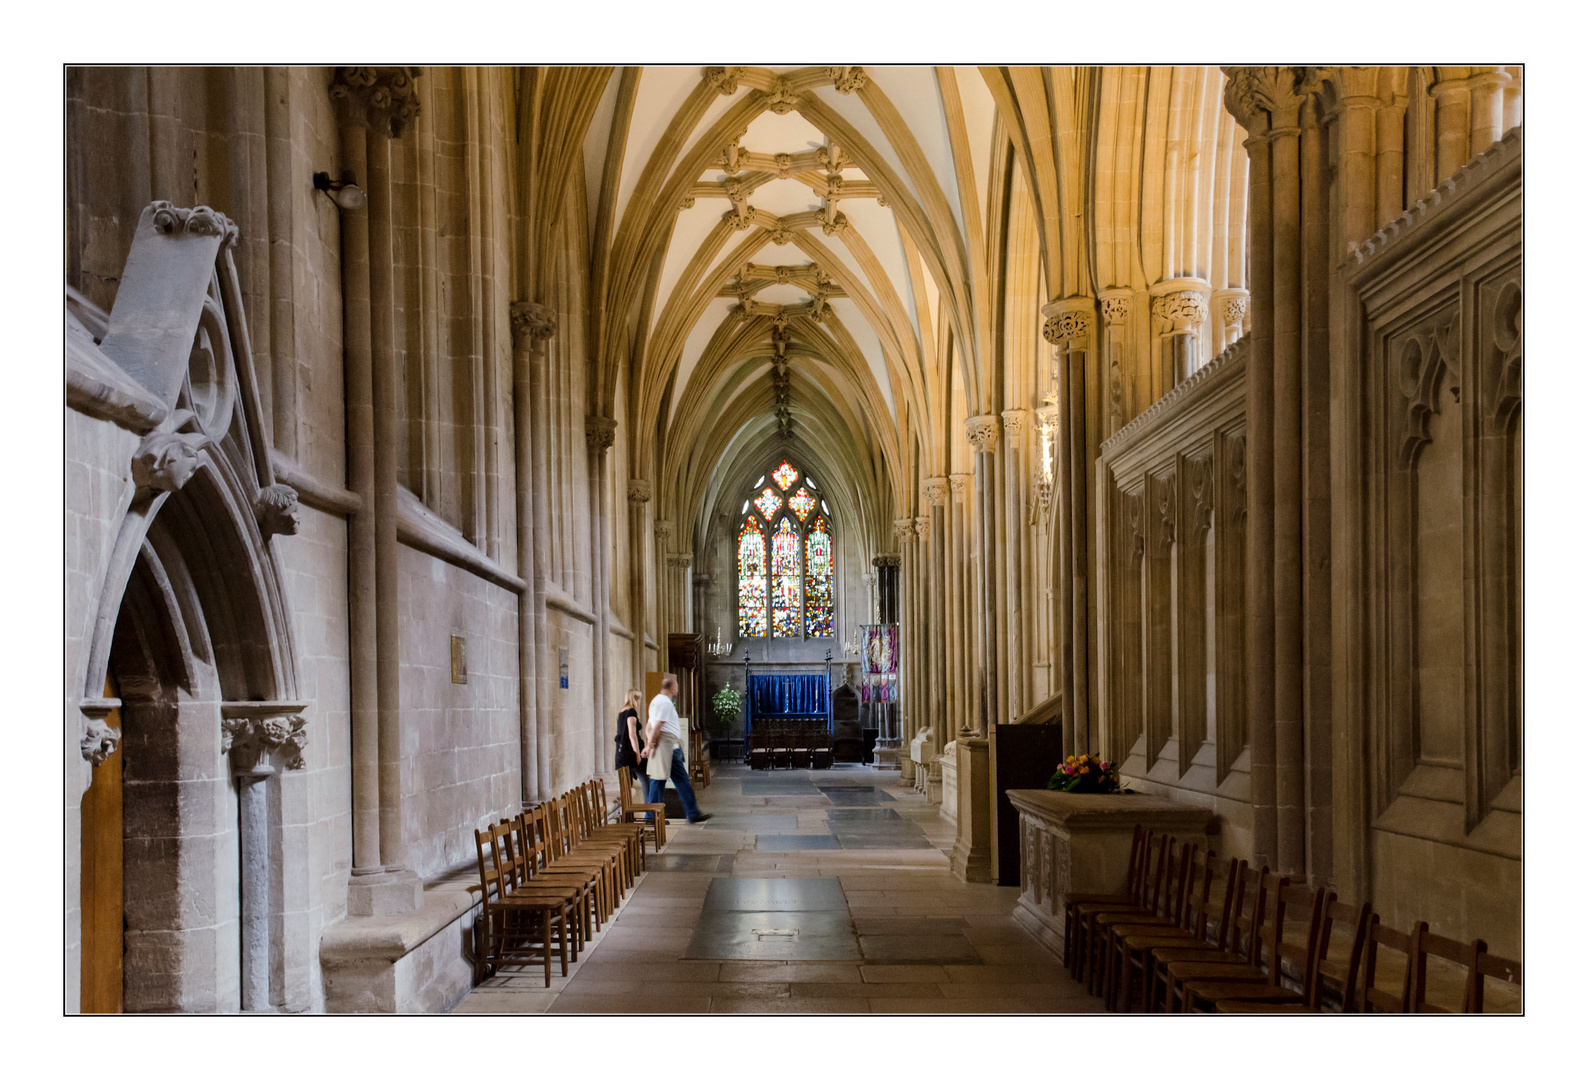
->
xmin=329 ymin=67 xmax=422 ymax=138
xmin=965 ymin=415 xmax=1001 ymax=453
xmin=627 ymin=479 xmax=652 ymax=504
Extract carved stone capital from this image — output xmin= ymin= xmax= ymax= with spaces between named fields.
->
xmin=949 ymin=473 xmax=971 ymax=496
xmin=667 ymin=552 xmax=692 ymax=569
xmin=1152 ymin=290 xmax=1210 ymax=332
xmin=655 ymin=520 xmax=674 ymax=543
xmin=914 ymin=515 xmax=931 ymax=538
xmin=329 ymin=66 xmax=422 ymax=138
xmin=828 ymin=66 xmax=868 ymax=94
xmin=923 ymin=477 xmax=949 ymax=507
xmin=965 ymin=415 xmax=1000 ymax=453
xmin=132 ymin=429 xmax=208 ymax=498
xmin=893 ymin=517 xmax=916 ymax=539
xmin=872 ymin=554 xmax=901 ymax=569
xmin=1001 ymin=409 xmax=1031 ymax=439
xmin=150 ymin=201 xmax=238 ymax=249
xmin=1212 ymin=287 xmax=1250 ymax=328
xmin=510 ymin=301 xmax=557 ymax=348
xmin=221 ymin=704 xmax=309 ymax=772
xmin=1222 ymin=66 xmax=1320 ymax=133
xmin=255 ymin=483 xmax=301 ymax=538
xmin=585 ymin=415 xmax=617 ymax=454
xmin=627 ymin=479 xmax=652 ymax=504
xmin=1100 ymin=291 xmax=1133 ymax=327
xmin=1041 ymin=305 xmax=1093 ymax=347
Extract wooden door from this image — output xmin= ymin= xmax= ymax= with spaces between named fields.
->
xmin=80 ymin=673 xmax=123 ymax=1013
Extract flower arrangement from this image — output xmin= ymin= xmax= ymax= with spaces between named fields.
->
xmin=710 ymin=682 xmax=744 ymax=735
xmin=1047 ymin=753 xmax=1122 ymax=794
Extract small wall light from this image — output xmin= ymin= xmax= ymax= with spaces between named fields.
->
xmin=313 ymin=169 xmax=366 ymax=211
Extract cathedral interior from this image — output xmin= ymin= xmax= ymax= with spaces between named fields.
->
xmin=59 ymin=61 xmax=1525 ymax=1029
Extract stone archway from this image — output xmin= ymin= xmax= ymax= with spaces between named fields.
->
xmin=68 ymin=201 xmax=310 ymax=1013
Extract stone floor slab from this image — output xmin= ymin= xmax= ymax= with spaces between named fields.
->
xmin=702 ymin=875 xmax=848 ymax=911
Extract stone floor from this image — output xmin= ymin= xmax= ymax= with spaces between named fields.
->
xmin=451 ymin=763 xmax=1103 ymax=1014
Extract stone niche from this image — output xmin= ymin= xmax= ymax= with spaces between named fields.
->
xmin=1007 ymin=789 xmax=1212 ymax=963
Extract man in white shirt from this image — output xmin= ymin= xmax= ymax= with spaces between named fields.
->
xmin=640 ymin=673 xmax=710 ymax=823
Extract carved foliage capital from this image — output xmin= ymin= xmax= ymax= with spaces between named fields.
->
xmin=223 ymin=714 xmax=308 ymax=771
xmin=1222 ymin=65 xmax=1319 ymax=132
xmin=914 ymin=515 xmax=930 ymax=537
xmin=655 ymin=520 xmax=674 ymax=542
xmin=965 ymin=415 xmax=1000 ymax=453
xmin=1042 ymin=308 xmax=1092 ymax=346
xmin=892 ymin=518 xmax=916 ymax=539
xmin=923 ymin=477 xmax=949 ymax=506
xmin=948 ymin=473 xmax=971 ymax=496
xmin=667 ymin=552 xmax=692 ymax=569
xmin=256 ymin=483 xmax=300 ymax=538
xmin=1101 ymin=294 xmax=1133 ymax=327
xmin=330 ymin=66 xmax=422 ymax=138
xmin=627 ymin=479 xmax=652 ymax=504
xmin=1000 ymin=409 xmax=1030 ymax=438
xmin=1152 ymin=290 xmax=1209 ymax=331
xmin=510 ymin=302 xmax=557 ymax=347
xmin=585 ymin=415 xmax=617 ymax=453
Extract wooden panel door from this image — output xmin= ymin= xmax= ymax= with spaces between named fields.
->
xmin=80 ymin=674 xmax=123 ymax=1013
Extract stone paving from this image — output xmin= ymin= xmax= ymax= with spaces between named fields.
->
xmin=451 ymin=763 xmax=1103 ymax=1014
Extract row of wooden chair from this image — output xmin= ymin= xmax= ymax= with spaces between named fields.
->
xmin=1063 ymin=825 xmax=1521 ymax=1013
xmin=746 ymin=723 xmax=833 ymax=770
xmin=616 ymin=765 xmax=669 ymax=851
xmin=473 ymin=778 xmax=651 ymax=986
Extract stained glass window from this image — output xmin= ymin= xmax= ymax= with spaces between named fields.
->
xmin=770 ymin=516 xmax=801 ymax=638
xmin=737 ymin=517 xmax=767 ymax=638
xmin=788 ymin=487 xmax=816 ymax=522
xmin=804 ymin=516 xmax=834 ymax=637
xmin=772 ymin=460 xmax=799 ymax=491
xmin=754 ymin=487 xmax=781 ymax=521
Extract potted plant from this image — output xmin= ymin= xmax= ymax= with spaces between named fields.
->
xmin=1047 ymin=753 xmax=1124 ymax=794
xmin=710 ymin=683 xmax=743 ymax=760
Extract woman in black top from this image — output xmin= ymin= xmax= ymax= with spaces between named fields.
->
xmin=615 ymin=689 xmax=647 ymax=795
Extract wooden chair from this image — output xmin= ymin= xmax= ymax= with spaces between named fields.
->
xmin=1360 ymin=918 xmax=1426 ymax=1013
xmin=1215 ymin=895 xmax=1373 ymax=1013
xmin=748 ymin=729 xmax=770 ymax=770
xmin=771 ymin=723 xmax=794 ymax=770
xmin=617 ymin=765 xmax=667 ymax=851
xmin=504 ymin=812 xmax=595 ymax=943
xmin=550 ymin=793 xmax=626 ymax=914
xmin=526 ymin=805 xmax=609 ymax=933
xmin=1411 ymin=925 xmax=1487 ymax=1013
xmin=1472 ymin=951 xmax=1522 ymax=1013
xmin=474 ymin=823 xmax=579 ymax=987
xmin=1095 ymin=837 xmax=1197 ymax=1008
xmin=790 ymin=727 xmax=812 ymax=770
xmin=1129 ymin=854 xmax=1244 ymax=1012
xmin=574 ymin=780 xmax=638 ymax=890
xmin=1160 ymin=868 xmax=1283 ymax=1012
xmin=1105 ymin=842 xmax=1219 ymax=1011
xmin=810 ymin=728 xmax=832 ymax=770
xmin=1080 ymin=832 xmax=1173 ymax=995
xmin=1063 ymin=824 xmax=1150 ymax=981
xmin=1182 ymin=883 xmax=1325 ymax=1011
xmin=593 ymin=777 xmax=648 ymax=877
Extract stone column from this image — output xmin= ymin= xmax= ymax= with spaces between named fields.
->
xmin=1211 ymin=289 xmax=1250 ymax=356
xmin=220 ymin=706 xmax=308 ymax=1011
xmin=947 ymin=472 xmax=973 ymax=736
xmin=511 ymin=305 xmax=555 ymax=805
xmin=1430 ymin=69 xmax=1471 ymax=184
xmin=893 ymin=518 xmax=917 ymax=781
xmin=872 ymin=553 xmax=903 ymax=768
xmin=330 ymin=66 xmax=422 ymax=914
xmin=656 ymin=522 xmax=676 ymax=632
xmin=1150 ymin=279 xmax=1212 ymax=385
xmin=966 ymin=416 xmax=1000 ymax=734
xmin=627 ymin=480 xmax=652 ymax=682
xmin=923 ymin=479 xmax=949 ymax=760
xmin=1100 ymin=291 xmax=1133 ymax=437
xmin=586 ymin=415 xmax=617 ymax=784
xmin=915 ymin=513 xmax=935 ymax=788
xmin=1001 ymin=410 xmax=1030 ymax=718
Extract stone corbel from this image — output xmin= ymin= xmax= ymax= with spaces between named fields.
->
xmin=510 ymin=302 xmax=557 ymax=354
xmin=221 ymin=702 xmax=311 ymax=773
xmin=329 ymin=67 xmax=422 ymax=138
xmin=255 ymin=482 xmax=301 ymax=538
xmin=131 ymin=426 xmax=210 ymax=499
xmin=80 ymin=698 xmax=122 ymax=767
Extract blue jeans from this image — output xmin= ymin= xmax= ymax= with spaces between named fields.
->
xmin=647 ymin=747 xmax=704 ymax=822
